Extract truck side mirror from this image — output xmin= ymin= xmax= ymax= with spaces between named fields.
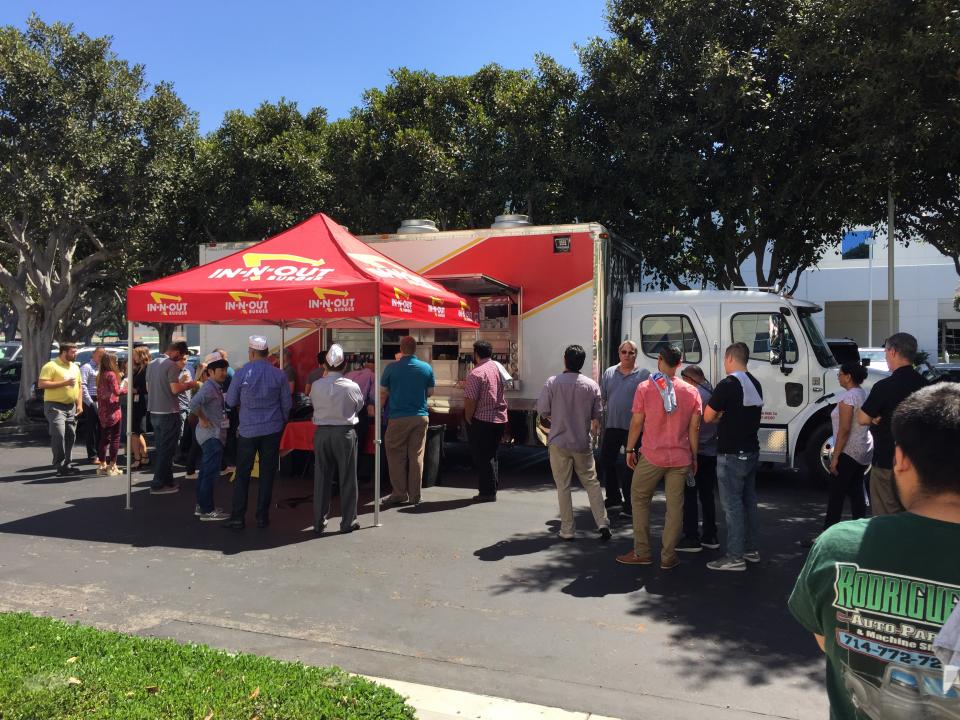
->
xmin=771 ymin=313 xmax=793 ymax=376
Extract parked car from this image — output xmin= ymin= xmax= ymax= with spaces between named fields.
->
xmin=0 ymin=360 xmax=21 ymax=411
xmin=0 ymin=342 xmax=22 ymax=362
xmin=858 ymin=346 xmax=889 ymax=372
xmin=924 ymin=363 xmax=960 ymax=384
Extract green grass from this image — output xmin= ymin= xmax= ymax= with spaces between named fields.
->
xmin=0 ymin=613 xmax=415 ymax=719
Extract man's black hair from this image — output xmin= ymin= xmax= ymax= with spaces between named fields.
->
xmin=169 ymin=340 xmax=189 ymax=356
xmin=892 ymin=383 xmax=960 ymax=495
xmin=473 ymin=340 xmax=493 ymax=359
xmin=659 ymin=344 xmax=683 ymax=368
xmin=564 ymin=344 xmax=586 ymax=372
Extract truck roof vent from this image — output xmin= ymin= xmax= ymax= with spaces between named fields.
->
xmin=397 ymin=219 xmax=439 ymax=234
xmin=491 ymin=214 xmax=532 ymax=229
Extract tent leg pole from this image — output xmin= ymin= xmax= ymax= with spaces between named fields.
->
xmin=125 ymin=321 xmax=134 ymax=510
xmin=374 ymin=316 xmax=382 ymax=528
xmin=277 ymin=323 xmax=285 ymax=509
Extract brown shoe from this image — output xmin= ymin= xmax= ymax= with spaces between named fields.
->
xmin=616 ymin=551 xmax=653 ymax=565
xmin=660 ymin=557 xmax=680 ymax=570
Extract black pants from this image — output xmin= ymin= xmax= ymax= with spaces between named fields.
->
xmin=82 ymin=401 xmax=101 ymax=459
xmin=185 ymin=431 xmax=202 ymax=475
xmin=468 ymin=420 xmax=504 ymax=497
xmin=231 ymin=431 xmax=282 ymax=522
xmin=683 ymin=454 xmax=718 ymax=540
xmin=599 ymin=427 xmax=631 ymax=508
xmin=824 ymin=453 xmax=867 ymax=529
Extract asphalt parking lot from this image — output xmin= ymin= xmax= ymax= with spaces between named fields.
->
xmin=0 ymin=432 xmax=830 ymax=719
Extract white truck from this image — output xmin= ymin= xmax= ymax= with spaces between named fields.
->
xmin=198 ymin=217 xmax=847 ymax=481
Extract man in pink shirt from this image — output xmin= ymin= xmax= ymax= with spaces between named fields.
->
xmin=616 ymin=344 xmax=702 ymax=570
xmin=464 ymin=340 xmax=508 ymax=502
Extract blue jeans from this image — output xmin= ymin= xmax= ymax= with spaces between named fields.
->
xmin=197 ymin=438 xmax=223 ymax=514
xmin=716 ymin=451 xmax=760 ymax=560
xmin=150 ymin=412 xmax=183 ymax=489
xmin=230 ymin=431 xmax=282 ymax=522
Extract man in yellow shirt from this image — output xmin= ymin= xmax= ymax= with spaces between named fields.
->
xmin=38 ymin=341 xmax=83 ymax=476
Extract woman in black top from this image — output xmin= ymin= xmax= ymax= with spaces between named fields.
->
xmin=130 ymin=345 xmax=150 ymax=468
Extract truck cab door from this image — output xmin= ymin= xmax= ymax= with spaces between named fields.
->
xmin=721 ymin=304 xmax=810 ymax=463
xmin=627 ymin=306 xmax=712 ymax=380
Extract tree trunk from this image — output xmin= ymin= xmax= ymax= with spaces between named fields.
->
xmin=157 ymin=323 xmax=175 ymax=351
xmin=13 ymin=302 xmax=60 ymax=425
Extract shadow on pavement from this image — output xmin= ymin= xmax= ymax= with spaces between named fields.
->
xmin=474 ymin=469 xmax=829 ymax=689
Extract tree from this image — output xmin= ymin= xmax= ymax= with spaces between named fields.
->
xmin=578 ymin=0 xmax=860 ymax=290
xmin=326 ymin=59 xmax=583 ymax=234
xmin=196 ymin=99 xmax=331 ymax=243
xmin=0 ymin=17 xmax=197 ymax=421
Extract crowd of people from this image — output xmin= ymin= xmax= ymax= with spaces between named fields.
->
xmin=34 ymin=329 xmax=960 ymax=714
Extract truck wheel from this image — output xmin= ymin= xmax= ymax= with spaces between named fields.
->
xmin=803 ymin=421 xmax=834 ymax=487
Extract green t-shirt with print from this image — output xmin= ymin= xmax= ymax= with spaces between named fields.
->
xmin=789 ymin=514 xmax=960 ymax=720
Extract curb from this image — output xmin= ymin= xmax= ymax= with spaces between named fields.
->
xmin=0 ymin=421 xmax=47 ymax=437
xmin=365 ymin=676 xmax=622 ymax=720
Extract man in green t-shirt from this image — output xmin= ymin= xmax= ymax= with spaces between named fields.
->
xmin=789 ymin=383 xmax=960 ymax=719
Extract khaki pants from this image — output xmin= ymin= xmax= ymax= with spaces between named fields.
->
xmin=548 ymin=445 xmax=609 ymax=538
xmin=869 ymin=467 xmax=904 ymax=516
xmin=631 ymin=456 xmax=688 ymax=564
xmin=384 ymin=416 xmax=429 ymax=502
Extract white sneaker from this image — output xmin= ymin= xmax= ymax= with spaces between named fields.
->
xmin=184 ymin=472 xmax=198 ymax=480
xmin=743 ymin=550 xmax=761 ymax=563
xmin=199 ymin=509 xmax=229 ymax=521
xmin=707 ymin=556 xmax=746 ymax=572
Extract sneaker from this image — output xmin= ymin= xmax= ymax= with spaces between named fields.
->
xmin=676 ymin=537 xmax=703 ymax=553
xmin=598 ymin=527 xmax=612 ymax=543
xmin=194 ymin=504 xmax=202 ymax=516
xmin=559 ymin=533 xmax=576 ymax=541
xmin=341 ymin=520 xmax=361 ymax=534
xmin=184 ymin=472 xmax=198 ymax=480
xmin=616 ymin=551 xmax=653 ymax=565
xmin=199 ymin=509 xmax=229 ymax=522
xmin=149 ymin=485 xmax=180 ymax=495
xmin=381 ymin=495 xmax=407 ymax=507
xmin=660 ymin=557 xmax=680 ymax=570
xmin=701 ymin=536 xmax=720 ymax=549
xmin=620 ymin=506 xmax=633 ymax=518
xmin=707 ymin=556 xmax=746 ymax=572
xmin=743 ymin=550 xmax=761 ymax=563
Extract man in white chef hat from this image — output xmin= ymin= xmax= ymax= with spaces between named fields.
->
xmin=309 ymin=344 xmax=365 ymax=534
xmin=223 ymin=335 xmax=292 ymax=529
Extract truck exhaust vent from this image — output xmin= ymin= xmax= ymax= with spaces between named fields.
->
xmin=397 ymin=219 xmax=439 ymax=234
xmin=491 ymin=214 xmax=532 ymax=228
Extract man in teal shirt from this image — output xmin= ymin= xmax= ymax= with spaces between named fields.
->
xmin=789 ymin=383 xmax=960 ymax=719
xmin=380 ymin=336 xmax=435 ymax=506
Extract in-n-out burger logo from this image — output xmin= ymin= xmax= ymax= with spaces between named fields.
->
xmin=225 ymin=291 xmax=269 ymax=315
xmin=391 ymin=287 xmax=413 ymax=314
xmin=349 ymin=252 xmax=439 ymax=291
xmin=427 ymin=296 xmax=446 ymax=318
xmin=207 ymin=253 xmax=335 ymax=283
xmin=309 ymin=287 xmax=355 ymax=313
xmin=147 ymin=292 xmax=189 ymax=316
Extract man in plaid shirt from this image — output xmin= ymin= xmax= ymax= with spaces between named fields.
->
xmin=463 ymin=340 xmax=508 ymax=502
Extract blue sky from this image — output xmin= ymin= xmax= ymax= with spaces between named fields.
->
xmin=1 ymin=1 xmax=610 ymax=134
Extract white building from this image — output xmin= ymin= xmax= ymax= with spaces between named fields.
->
xmin=792 ymin=232 xmax=959 ymax=360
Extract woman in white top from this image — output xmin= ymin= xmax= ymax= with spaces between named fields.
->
xmin=825 ymin=362 xmax=874 ymax=529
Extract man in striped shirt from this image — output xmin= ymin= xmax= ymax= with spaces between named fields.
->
xmin=463 ymin=340 xmax=508 ymax=503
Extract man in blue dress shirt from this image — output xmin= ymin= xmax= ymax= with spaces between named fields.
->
xmin=224 ymin=335 xmax=292 ymax=529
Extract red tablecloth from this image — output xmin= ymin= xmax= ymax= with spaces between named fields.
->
xmin=280 ymin=420 xmax=315 ymax=452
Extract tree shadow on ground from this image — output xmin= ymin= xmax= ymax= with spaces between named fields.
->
xmin=0 ymin=471 xmax=392 ymax=556
xmin=475 ymin=469 xmax=830 ymax=690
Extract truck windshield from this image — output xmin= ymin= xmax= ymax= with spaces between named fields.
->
xmin=798 ymin=309 xmax=837 ymax=368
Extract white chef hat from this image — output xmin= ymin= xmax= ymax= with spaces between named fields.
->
xmin=325 ymin=344 xmax=344 ymax=367
xmin=203 ymin=351 xmax=229 ymax=369
xmin=248 ymin=335 xmax=268 ymax=351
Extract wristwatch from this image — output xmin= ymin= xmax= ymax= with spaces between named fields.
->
xmin=628 ymin=448 xmax=639 ymax=457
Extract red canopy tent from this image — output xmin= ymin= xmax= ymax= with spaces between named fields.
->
xmin=124 ymin=213 xmax=478 ymax=523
